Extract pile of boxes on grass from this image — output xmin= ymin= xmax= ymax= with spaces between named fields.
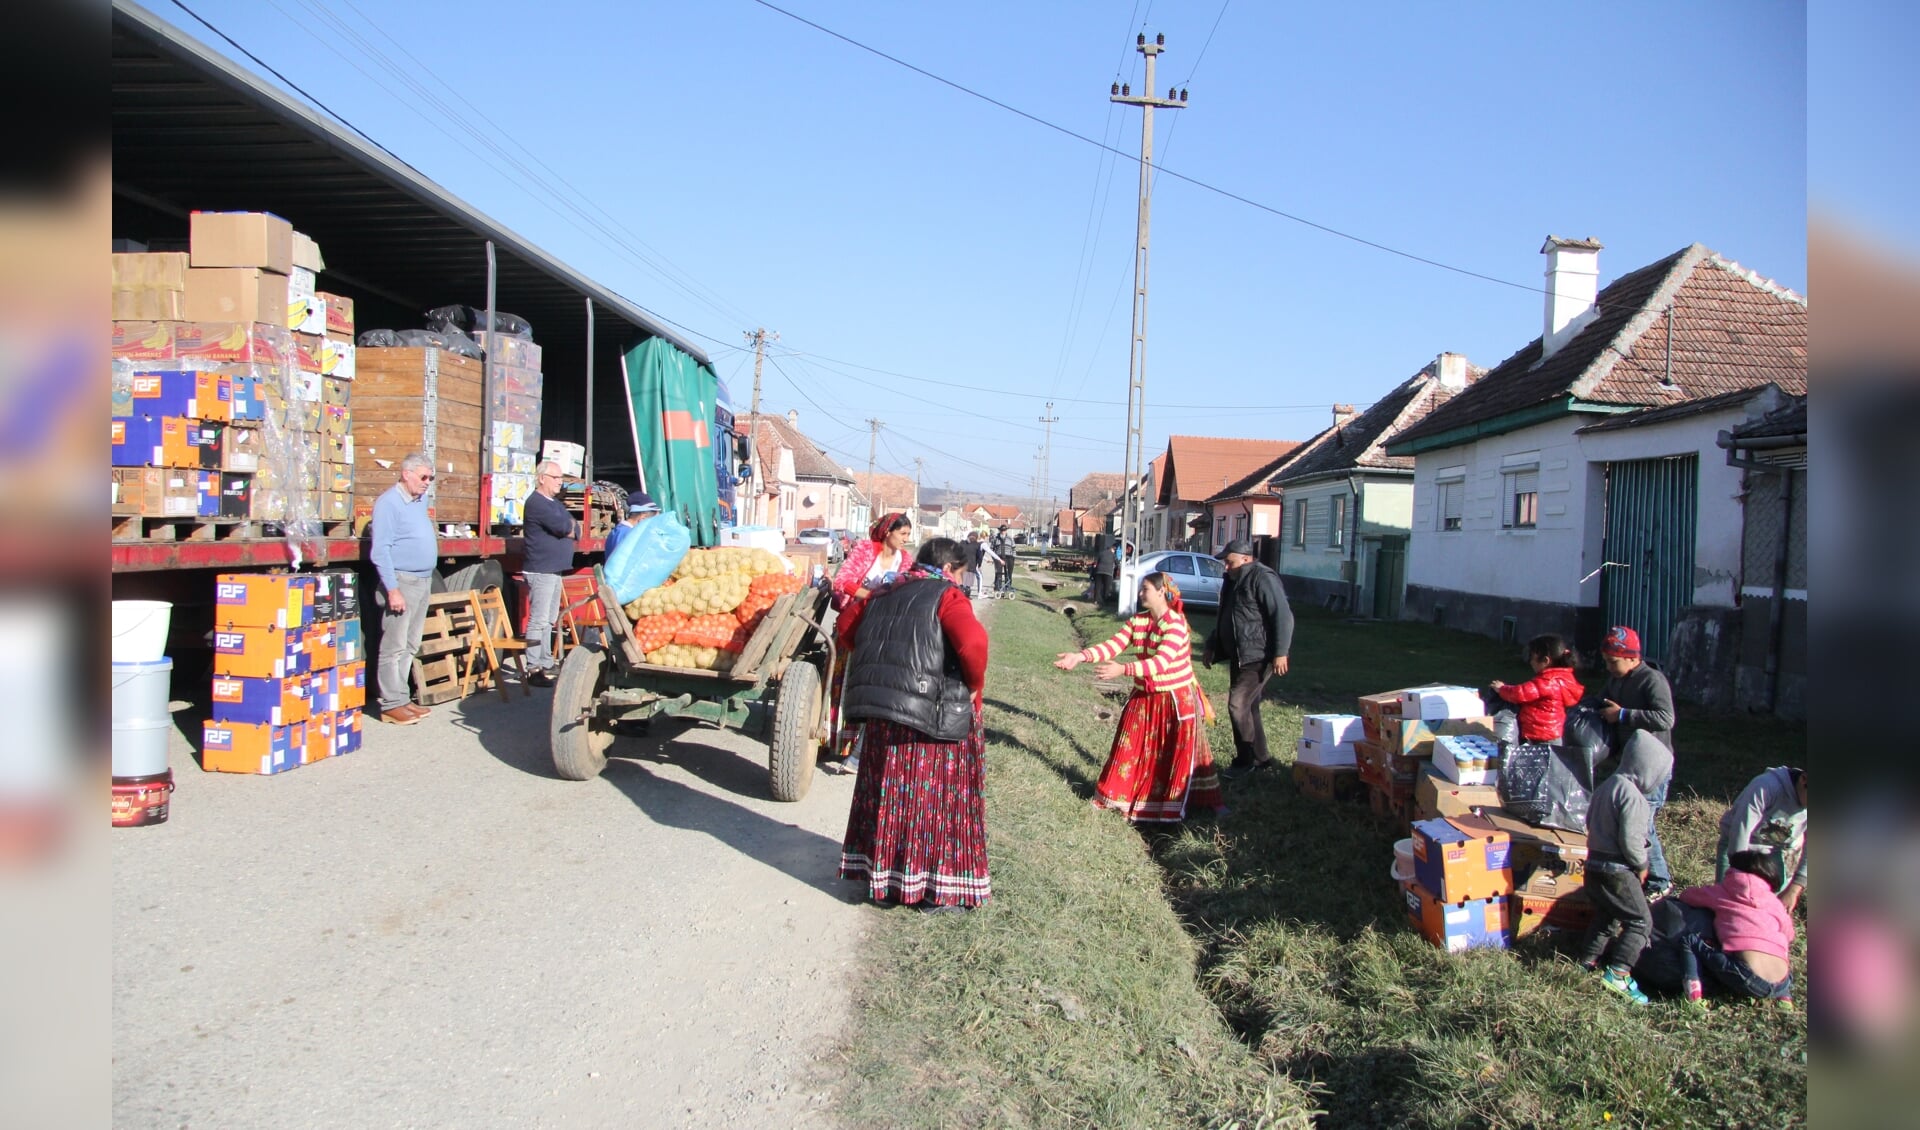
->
xmin=202 ymin=573 xmax=367 ymax=774
xmin=1297 ymin=683 xmax=1594 ymax=953
xmin=112 ymin=211 xmax=357 ymax=531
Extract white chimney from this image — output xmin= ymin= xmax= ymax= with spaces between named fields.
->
xmin=1541 ymin=235 xmax=1603 ymax=360
xmin=786 ymin=408 xmax=799 ymax=427
xmin=1433 ymin=352 xmax=1469 ymax=389
xmin=1332 ymin=403 xmax=1359 ymax=426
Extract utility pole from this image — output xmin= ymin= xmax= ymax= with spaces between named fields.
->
xmin=744 ymin=328 xmax=777 ymax=525
xmin=913 ymin=456 xmax=925 ymax=513
xmin=1037 ymin=400 xmax=1059 ymax=534
xmin=1110 ymin=35 xmax=1186 ymax=585
xmin=864 ymin=418 xmax=884 ymax=500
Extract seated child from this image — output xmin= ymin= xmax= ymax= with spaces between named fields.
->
xmin=1490 ymin=634 xmax=1584 ymax=742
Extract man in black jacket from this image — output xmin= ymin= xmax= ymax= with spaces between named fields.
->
xmin=1205 ymin=540 xmax=1294 ymax=778
xmin=521 ymin=462 xmax=581 ymax=687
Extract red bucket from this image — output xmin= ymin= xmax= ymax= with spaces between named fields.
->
xmin=111 ymin=770 xmax=174 ymax=828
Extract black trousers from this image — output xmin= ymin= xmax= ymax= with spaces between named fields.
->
xmin=1227 ymin=661 xmax=1272 ymax=766
xmin=1578 ymin=864 xmax=1652 ymax=973
xmin=1091 ymin=573 xmax=1114 ymax=605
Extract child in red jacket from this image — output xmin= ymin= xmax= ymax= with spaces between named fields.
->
xmin=1491 ymin=634 xmax=1584 ymax=742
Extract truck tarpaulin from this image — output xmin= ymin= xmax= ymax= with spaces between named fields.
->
xmin=622 ymin=337 xmax=721 ymax=546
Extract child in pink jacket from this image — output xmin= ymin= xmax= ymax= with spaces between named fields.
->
xmin=1490 ymin=634 xmax=1585 ymax=742
xmin=1673 ymin=851 xmax=1796 ymax=1004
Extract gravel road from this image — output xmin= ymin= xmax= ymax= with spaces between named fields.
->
xmin=114 ymin=672 xmax=868 ymax=1128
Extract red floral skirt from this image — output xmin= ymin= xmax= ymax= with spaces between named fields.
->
xmin=1092 ymin=683 xmax=1223 ymax=822
xmin=839 ymin=713 xmax=991 ymax=907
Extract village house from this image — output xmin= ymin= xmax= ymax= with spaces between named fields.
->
xmin=1056 ymin=472 xmax=1125 ymax=547
xmin=852 ymin=470 xmax=920 ymax=539
xmin=1382 ymin=237 xmax=1808 ymax=670
xmin=1153 ymin=438 xmax=1297 ymax=553
xmin=742 ymin=416 xmax=799 ymax=534
xmin=1263 ymin=355 xmax=1478 ymax=617
xmin=758 ymin=411 xmax=857 ymax=539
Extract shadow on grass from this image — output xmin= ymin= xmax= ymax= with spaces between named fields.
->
xmin=983 ymin=695 xmax=1105 ymax=796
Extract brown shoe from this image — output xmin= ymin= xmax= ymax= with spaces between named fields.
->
xmin=410 ymin=703 xmax=432 ymax=717
xmin=381 ymin=704 xmax=423 ymax=725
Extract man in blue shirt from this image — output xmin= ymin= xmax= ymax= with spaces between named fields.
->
xmin=522 ymin=462 xmax=581 ymax=686
xmin=369 ymin=454 xmax=439 ymax=724
xmin=602 ymin=489 xmax=661 ymax=559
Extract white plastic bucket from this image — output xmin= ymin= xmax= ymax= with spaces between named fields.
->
xmin=1391 ymin=837 xmax=1416 ymax=883
xmin=111 ymin=601 xmax=172 ymax=664
xmin=112 ymin=658 xmax=174 ymax=778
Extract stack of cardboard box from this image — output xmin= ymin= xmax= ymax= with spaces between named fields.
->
xmin=1354 ymin=684 xmax=1497 ymax=825
xmin=110 ymin=212 xmax=357 ymax=532
xmin=1293 ymin=713 xmax=1364 ymax=803
xmin=1403 ymin=812 xmax=1515 ymax=951
xmin=474 ymin=329 xmax=544 ymax=527
xmin=201 ymin=572 xmax=365 ymax=774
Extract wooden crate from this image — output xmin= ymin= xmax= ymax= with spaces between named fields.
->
xmin=351 ymin=347 xmax=487 ymax=523
xmin=411 ymin=591 xmax=480 ymax=705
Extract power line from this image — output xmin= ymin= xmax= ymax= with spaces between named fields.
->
xmin=747 ymin=0 xmax=1545 ymax=295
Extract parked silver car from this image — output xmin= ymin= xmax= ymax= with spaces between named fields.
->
xmin=1132 ymin=549 xmax=1226 ymax=609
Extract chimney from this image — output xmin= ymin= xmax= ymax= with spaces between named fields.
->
xmin=1433 ymin=352 xmax=1469 ymax=389
xmin=1332 ymin=403 xmax=1359 ymax=426
xmin=1541 ymin=235 xmax=1603 ymax=360
xmin=786 ymin=408 xmax=799 ymax=427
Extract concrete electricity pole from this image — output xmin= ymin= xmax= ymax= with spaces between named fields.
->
xmin=1110 ymin=35 xmax=1186 ymax=577
xmin=1037 ymin=400 xmax=1059 ymax=532
xmin=744 ymin=327 xmax=777 ymax=525
xmin=864 ymin=418 xmax=884 ymax=497
xmin=913 ymin=456 xmax=925 ymax=512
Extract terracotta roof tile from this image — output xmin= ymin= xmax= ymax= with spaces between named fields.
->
xmin=1272 ymin=364 xmax=1477 ymax=484
xmin=851 ymin=472 xmax=918 ymax=514
xmin=1158 ymin=436 xmax=1301 ymax=505
xmin=759 ymin=415 xmax=852 ymax=482
xmin=1068 ymin=472 xmax=1126 ymax=509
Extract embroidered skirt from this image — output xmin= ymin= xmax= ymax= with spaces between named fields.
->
xmin=839 ymin=714 xmax=991 ymax=907
xmin=1091 ymin=682 xmax=1223 ymax=822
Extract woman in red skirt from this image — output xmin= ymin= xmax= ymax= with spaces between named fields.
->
xmin=1055 ymin=571 xmax=1224 ymax=822
xmin=837 ymin=537 xmax=991 ymax=911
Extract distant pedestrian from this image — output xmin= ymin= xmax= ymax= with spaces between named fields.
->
xmin=522 ymin=461 xmax=581 ymax=687
xmin=369 ymin=453 xmax=438 ymax=725
xmin=1091 ymin=538 xmax=1118 ymax=606
xmin=1578 ymin=732 xmax=1673 ymax=1005
xmin=1592 ymin=625 xmax=1677 ymax=897
xmin=1489 ymin=634 xmax=1583 ymax=742
xmin=1055 ymin=571 xmax=1223 ymax=822
xmin=978 ymin=536 xmax=1004 ymax=599
xmin=1204 ymin=540 xmax=1293 ymax=778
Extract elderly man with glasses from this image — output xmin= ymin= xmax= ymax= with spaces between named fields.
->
xmin=370 ymin=453 xmax=439 ymax=724
xmin=521 ymin=461 xmax=582 ymax=687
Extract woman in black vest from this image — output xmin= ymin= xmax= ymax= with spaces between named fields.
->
xmin=836 ymin=537 xmax=991 ymax=911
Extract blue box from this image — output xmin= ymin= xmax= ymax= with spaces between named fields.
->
xmin=210 ymin=673 xmax=311 ymax=726
xmin=336 ymin=619 xmax=363 ymax=664
xmin=111 ymin=416 xmax=163 ymax=467
xmin=127 ymin=369 xmax=230 ymax=421
xmin=230 ymin=374 xmax=265 ymax=422
xmin=1403 ymin=879 xmax=1511 ymax=953
xmin=195 ymin=471 xmax=222 ymax=517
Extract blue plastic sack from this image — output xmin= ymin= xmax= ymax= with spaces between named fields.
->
xmin=605 ymin=511 xmax=690 ymax=604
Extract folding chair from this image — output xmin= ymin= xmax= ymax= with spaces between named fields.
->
xmin=467 ymin=587 xmax=531 ymax=702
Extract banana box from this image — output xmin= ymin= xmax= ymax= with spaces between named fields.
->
xmin=201 ymin=719 xmax=305 ymax=775
xmin=223 ymin=424 xmax=262 ymax=472
xmin=1411 ymin=815 xmax=1514 ymax=903
xmin=210 ymin=673 xmax=311 ymax=726
xmin=335 ymin=618 xmax=364 ymax=664
xmin=214 ymin=573 xmax=310 ymax=629
xmin=288 ymin=266 xmax=325 ymax=334
xmin=112 ymin=320 xmax=179 ymax=360
xmin=172 ymin=321 xmax=290 ymax=366
xmin=112 ymin=416 xmax=220 ymax=469
xmin=292 ymin=332 xmax=324 ymax=374
xmin=194 ymin=471 xmax=223 ymax=518
xmin=319 ymin=291 xmax=354 ymax=337
xmin=1402 ymin=879 xmax=1511 ymax=953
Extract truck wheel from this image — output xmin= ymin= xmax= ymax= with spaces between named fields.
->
xmin=769 ymin=660 xmax=822 ymax=802
xmin=551 ymin=643 xmax=613 ymax=781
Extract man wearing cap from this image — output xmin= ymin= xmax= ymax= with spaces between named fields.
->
xmin=1596 ymin=625 xmax=1677 ymax=897
xmin=603 ymin=489 xmax=661 ymax=559
xmin=1205 ymin=540 xmax=1294 ymax=779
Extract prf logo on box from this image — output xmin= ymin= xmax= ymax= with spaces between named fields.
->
xmin=214 ymin=631 xmax=245 ymax=651
xmin=112 ymin=420 xmax=127 ymax=444
xmin=216 ymin=581 xmax=249 ymax=603
xmin=132 ymin=375 xmax=163 ymax=397
xmin=204 ymin=727 xmax=233 ymax=748
xmin=212 ymin=678 xmax=243 ymax=700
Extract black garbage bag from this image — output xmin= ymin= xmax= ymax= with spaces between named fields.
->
xmin=357 ymin=328 xmax=403 ymax=347
xmin=1499 ymin=740 xmax=1603 ymax=833
xmin=424 ymin=304 xmax=532 ymax=338
xmin=1561 ymin=703 xmax=1612 ymax=764
xmin=396 ymin=325 xmax=483 ymax=359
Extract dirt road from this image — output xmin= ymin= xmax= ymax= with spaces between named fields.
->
xmin=114 ymin=680 xmax=867 ymax=1128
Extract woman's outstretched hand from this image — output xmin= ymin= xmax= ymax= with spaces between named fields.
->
xmin=1093 ymin=661 xmax=1125 ymax=680
xmin=1054 ymin=652 xmax=1083 ymax=671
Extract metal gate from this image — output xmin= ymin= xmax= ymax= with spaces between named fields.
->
xmin=1602 ymin=455 xmax=1698 ymax=664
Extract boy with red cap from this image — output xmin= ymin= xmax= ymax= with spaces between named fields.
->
xmin=1594 ymin=625 xmax=1677 ymax=898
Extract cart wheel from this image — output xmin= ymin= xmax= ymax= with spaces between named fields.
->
xmin=551 ymin=642 xmax=613 ymax=781
xmin=769 ymin=660 xmax=823 ymax=802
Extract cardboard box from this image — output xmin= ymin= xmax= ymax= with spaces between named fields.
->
xmin=1302 ymin=713 xmax=1366 ymax=746
xmin=291 ymin=230 xmax=325 ymax=272
xmin=323 ymin=404 xmax=351 ymax=438
xmin=193 ymin=471 xmax=222 ymax=518
xmin=1474 ymin=808 xmax=1589 ymax=885
xmin=320 ymin=336 xmax=355 ymax=379
xmin=1413 ymin=763 xmax=1503 ymax=822
xmin=472 ymin=330 xmax=540 ymax=370
xmin=1400 ymin=685 xmax=1489 ymax=720
xmin=321 ymin=376 xmax=351 ymax=408
xmin=1356 ymin=738 xmax=1423 ymax=788
xmin=323 ymin=432 xmax=350 ymax=464
xmin=173 ymin=321 xmax=290 ymax=366
xmin=249 ymin=489 xmax=287 ymax=523
xmin=1434 ymin=733 xmax=1501 ymax=786
xmin=336 ymin=618 xmax=364 ymax=664
xmin=1372 ymin=714 xmax=1498 ymax=757
xmin=112 ymin=252 xmax=189 ymax=320
xmin=185 ymin=267 xmax=290 ymax=326
xmin=201 ymin=719 xmax=305 ymax=775
xmin=1296 ymin=737 xmax=1357 ymax=768
xmin=490 ymin=420 xmax=525 ymax=449
xmin=112 ymin=467 xmax=199 ymax=517
xmin=1511 ymin=888 xmax=1595 ymax=938
xmin=324 ymin=491 xmax=352 ymax=522
xmin=292 ymin=332 xmax=324 ymax=373
xmin=210 ymin=673 xmax=311 ymax=726
xmin=323 ymin=463 xmax=353 ymax=494
xmin=217 ymin=472 xmax=252 ymax=519
xmin=229 ymin=374 xmax=265 ymax=423
xmin=1368 ymin=779 xmax=1416 ymax=826
xmin=112 ymin=320 xmax=178 ymax=360
xmin=112 ymin=416 xmax=217 ymax=469
xmin=223 ymin=425 xmax=262 ymax=472
xmin=319 ymin=568 xmax=360 ymax=620
xmin=541 ymin=439 xmax=584 ymax=476
xmin=337 ymin=707 xmax=363 ymax=754
xmin=128 ymin=370 xmax=231 ymax=422
xmin=212 ymin=625 xmax=307 ymax=679
xmin=287 ymin=266 xmax=324 ymax=334
xmin=190 ymin=211 xmax=293 ymax=274
xmin=1292 ymin=761 xmax=1363 ymax=804
xmin=1412 ymin=815 xmax=1514 ymax=903
xmin=307 ymin=622 xmax=337 ymax=672
xmin=337 ymin=660 xmax=367 ymax=710
xmin=319 ymin=291 xmax=354 ymax=336
xmin=1402 ymin=879 xmax=1511 ymax=953
xmin=305 ymin=710 xmax=337 ymax=764
xmin=214 ymin=573 xmax=311 ymax=629
xmin=501 ymin=391 xmax=540 ymax=425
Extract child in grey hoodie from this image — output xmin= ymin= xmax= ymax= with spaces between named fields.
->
xmin=1578 ymin=731 xmax=1675 ymax=1004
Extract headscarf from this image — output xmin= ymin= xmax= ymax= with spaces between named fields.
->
xmin=1143 ymin=571 xmax=1185 ymax=617
xmin=869 ymin=511 xmax=908 ymax=544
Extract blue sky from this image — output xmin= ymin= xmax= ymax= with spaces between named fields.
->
xmin=155 ymin=0 xmax=1808 ymax=502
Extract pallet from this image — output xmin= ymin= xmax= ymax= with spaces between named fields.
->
xmin=411 ymin=593 xmax=479 ymax=705
xmin=112 ymin=514 xmax=274 ymax=542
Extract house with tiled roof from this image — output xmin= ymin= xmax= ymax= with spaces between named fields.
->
xmin=1251 ymin=354 xmax=1481 ymax=616
xmin=1382 ymin=238 xmax=1807 ymax=662
xmin=1067 ymin=472 xmax=1125 ymax=510
xmin=852 ymin=471 xmax=920 ymax=539
xmin=1153 ymin=437 xmax=1299 ymax=552
xmin=742 ymin=416 xmax=799 ymax=534
xmin=759 ymin=411 xmax=857 ymax=539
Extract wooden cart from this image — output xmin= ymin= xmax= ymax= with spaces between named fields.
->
xmin=549 ymin=566 xmax=835 ymax=801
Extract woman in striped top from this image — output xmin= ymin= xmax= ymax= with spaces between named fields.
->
xmin=1055 ymin=572 xmax=1225 ymax=822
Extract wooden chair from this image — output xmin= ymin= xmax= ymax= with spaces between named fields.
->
xmin=466 ymin=587 xmax=531 ymax=702
xmin=413 ymin=592 xmax=479 ymax=706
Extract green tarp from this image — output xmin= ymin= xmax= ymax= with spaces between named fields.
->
xmin=622 ymin=337 xmax=722 ymax=547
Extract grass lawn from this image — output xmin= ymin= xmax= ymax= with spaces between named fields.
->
xmin=836 ymin=566 xmax=1806 ymax=1128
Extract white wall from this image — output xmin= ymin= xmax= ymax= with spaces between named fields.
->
xmin=1361 ymin=479 xmax=1413 ymax=531
xmin=1407 ymin=419 xmax=1592 ymax=607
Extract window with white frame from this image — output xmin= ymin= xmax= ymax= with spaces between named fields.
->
xmin=1501 ymin=466 xmax=1540 ymax=529
xmin=1293 ymin=499 xmax=1308 ymax=547
xmin=1233 ymin=514 xmax=1247 ymax=542
xmin=1330 ymin=494 xmax=1347 ymax=547
xmin=1215 ymin=516 xmax=1227 ymax=546
xmin=1437 ymin=477 xmax=1465 ymax=531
